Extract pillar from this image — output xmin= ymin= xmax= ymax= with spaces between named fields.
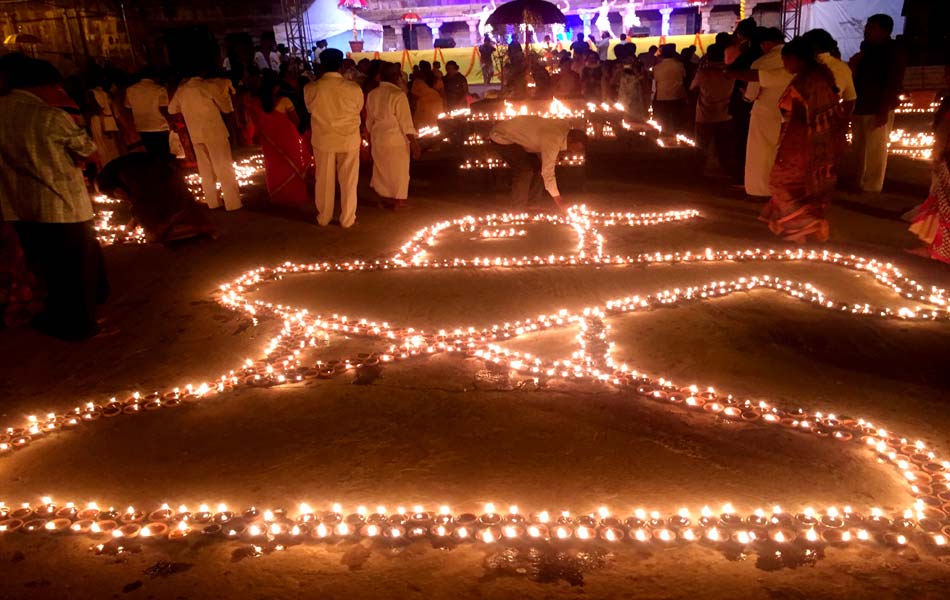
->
xmin=580 ymin=14 xmax=593 ymax=38
xmin=659 ymin=7 xmax=673 ymax=37
xmin=392 ymin=24 xmax=404 ymax=50
xmin=467 ymin=19 xmax=480 ymax=46
xmin=427 ymin=21 xmax=442 ymax=48
xmin=700 ymin=6 xmax=712 ymax=34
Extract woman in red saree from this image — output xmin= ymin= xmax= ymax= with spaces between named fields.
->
xmin=760 ymin=38 xmax=844 ymax=243
xmin=908 ymin=94 xmax=950 ymax=263
xmin=248 ymin=71 xmax=311 ymax=208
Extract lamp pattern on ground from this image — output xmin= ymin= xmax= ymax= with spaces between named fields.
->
xmin=3 ymin=205 xmax=950 ymax=559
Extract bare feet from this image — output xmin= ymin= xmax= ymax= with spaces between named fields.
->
xmin=905 ymin=246 xmax=932 ymax=258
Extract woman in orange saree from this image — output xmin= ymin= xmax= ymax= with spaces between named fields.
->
xmin=248 ymin=72 xmax=311 ymax=209
xmin=760 ymin=38 xmax=844 ymax=243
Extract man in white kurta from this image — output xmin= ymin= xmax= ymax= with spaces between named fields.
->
xmin=366 ymin=63 xmax=419 ymax=207
xmin=742 ymin=33 xmax=793 ymax=197
xmin=304 ymin=49 xmax=364 ymax=228
xmin=168 ymin=76 xmax=242 ymax=210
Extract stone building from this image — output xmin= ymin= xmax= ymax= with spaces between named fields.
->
xmin=360 ymin=1 xmax=781 ymax=51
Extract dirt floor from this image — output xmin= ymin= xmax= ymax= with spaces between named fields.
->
xmin=1 ymin=151 xmax=949 ymax=599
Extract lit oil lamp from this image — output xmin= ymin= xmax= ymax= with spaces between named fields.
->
xmin=140 ymin=522 xmax=169 ymax=539
xmin=168 ymin=520 xmax=191 ymax=541
xmin=44 ymin=518 xmax=72 ymax=533
xmin=120 ymin=506 xmax=145 ymax=523
xmin=0 ymin=518 xmax=24 ymax=533
xmin=148 ymin=504 xmax=173 ymax=522
xmin=22 ymin=518 xmax=48 ymax=533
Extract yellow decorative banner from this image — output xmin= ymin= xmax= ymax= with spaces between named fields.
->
xmin=350 ymin=34 xmax=716 ymax=86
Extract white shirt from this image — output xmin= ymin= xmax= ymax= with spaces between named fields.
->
xmin=124 ymin=78 xmax=169 ymax=132
xmin=254 ymin=51 xmax=269 ymax=71
xmin=597 ymin=38 xmax=611 ymax=61
xmin=818 ymin=52 xmax=857 ymax=102
xmin=168 ymin=77 xmax=231 ymax=143
xmin=653 ymin=57 xmax=686 ymax=101
xmin=0 ymin=90 xmax=96 ymax=223
xmin=206 ymin=77 xmax=236 ymax=113
xmin=366 ymin=82 xmax=416 ymax=148
xmin=304 ymin=72 xmax=364 ymax=153
xmin=490 ymin=116 xmax=569 ymax=198
xmin=749 ymin=44 xmax=793 ymax=115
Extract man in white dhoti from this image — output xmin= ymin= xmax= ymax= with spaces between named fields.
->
xmin=168 ymin=73 xmax=242 ymax=211
xmin=366 ymin=63 xmax=420 ymax=209
xmin=729 ymin=28 xmax=793 ymax=199
xmin=304 ymin=49 xmax=364 ymax=228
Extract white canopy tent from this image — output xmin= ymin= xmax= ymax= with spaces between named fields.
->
xmin=275 ymin=0 xmax=383 ymax=53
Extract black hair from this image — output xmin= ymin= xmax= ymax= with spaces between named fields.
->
xmin=759 ymin=27 xmax=785 ymax=44
xmin=706 ymin=43 xmax=725 ymax=63
xmin=867 ymin=13 xmax=894 ymax=34
xmin=735 ymin=17 xmax=757 ymax=39
xmin=380 ymin=61 xmax=401 ymax=83
xmin=780 ymin=36 xmax=818 ymax=66
xmin=320 ymin=48 xmax=344 ymax=72
xmin=801 ymin=28 xmax=839 ymax=55
xmin=13 ymin=58 xmax=63 ymax=88
xmin=257 ymin=70 xmax=280 ymax=113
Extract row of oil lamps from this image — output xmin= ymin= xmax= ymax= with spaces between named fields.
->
xmin=2 ymin=501 xmax=948 ymax=550
xmin=3 ymin=207 xmax=949 ymax=559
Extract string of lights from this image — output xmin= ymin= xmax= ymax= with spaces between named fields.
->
xmin=25 ymin=203 xmax=949 ymax=558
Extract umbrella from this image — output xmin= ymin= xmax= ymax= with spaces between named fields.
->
xmin=486 ymin=0 xmax=566 ymax=27
xmin=4 ymin=33 xmax=42 ymax=45
xmin=400 ymin=13 xmax=421 ymax=24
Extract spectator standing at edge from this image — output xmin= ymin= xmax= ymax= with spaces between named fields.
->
xmin=124 ymin=67 xmax=171 ymax=158
xmin=366 ymin=63 xmax=420 ymax=209
xmin=168 ymin=70 xmax=242 ymax=211
xmin=442 ymin=61 xmax=469 ymax=110
xmin=652 ymin=44 xmax=687 ymax=133
xmin=801 ymin=29 xmax=856 ymax=115
xmin=304 ymin=48 xmax=364 ymax=228
xmin=597 ymin=31 xmax=612 ymax=62
xmin=728 ymin=27 xmax=792 ymax=199
xmin=0 ymin=58 xmax=108 ymax=340
xmin=479 ymin=34 xmax=495 ymax=86
xmin=725 ymin=18 xmax=762 ymax=187
xmin=850 ymin=14 xmax=906 ymax=193
xmin=690 ymin=43 xmax=735 ymax=177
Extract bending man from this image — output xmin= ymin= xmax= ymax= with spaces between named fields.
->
xmin=489 ymin=115 xmax=586 ymax=210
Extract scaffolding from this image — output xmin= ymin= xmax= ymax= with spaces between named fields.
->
xmin=780 ymin=0 xmax=803 ymax=38
xmin=281 ymin=0 xmax=312 ymax=58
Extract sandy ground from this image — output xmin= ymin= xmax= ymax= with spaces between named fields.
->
xmin=1 ymin=152 xmax=949 ymax=599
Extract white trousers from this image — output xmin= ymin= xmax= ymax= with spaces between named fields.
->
xmin=852 ymin=112 xmax=894 ymax=193
xmin=194 ymin=137 xmax=242 ymax=210
xmin=744 ymin=105 xmax=782 ymax=197
xmin=370 ymin=142 xmax=410 ymax=200
xmin=314 ymin=148 xmax=359 ymax=227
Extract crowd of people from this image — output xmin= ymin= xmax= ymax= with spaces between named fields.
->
xmin=490 ymin=15 xmax=944 ymax=254
xmin=0 ymin=15 xmax=947 ymax=342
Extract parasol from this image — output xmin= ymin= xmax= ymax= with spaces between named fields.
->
xmin=400 ymin=13 xmax=421 ymax=24
xmin=485 ymin=0 xmax=566 ymax=27
xmin=4 ymin=33 xmax=42 ymax=45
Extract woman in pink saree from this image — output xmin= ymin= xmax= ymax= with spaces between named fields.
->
xmin=248 ymin=72 xmax=311 ymax=208
xmin=760 ymin=38 xmax=845 ymax=243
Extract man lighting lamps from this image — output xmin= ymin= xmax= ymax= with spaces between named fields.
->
xmin=488 ymin=115 xmax=587 ymax=211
